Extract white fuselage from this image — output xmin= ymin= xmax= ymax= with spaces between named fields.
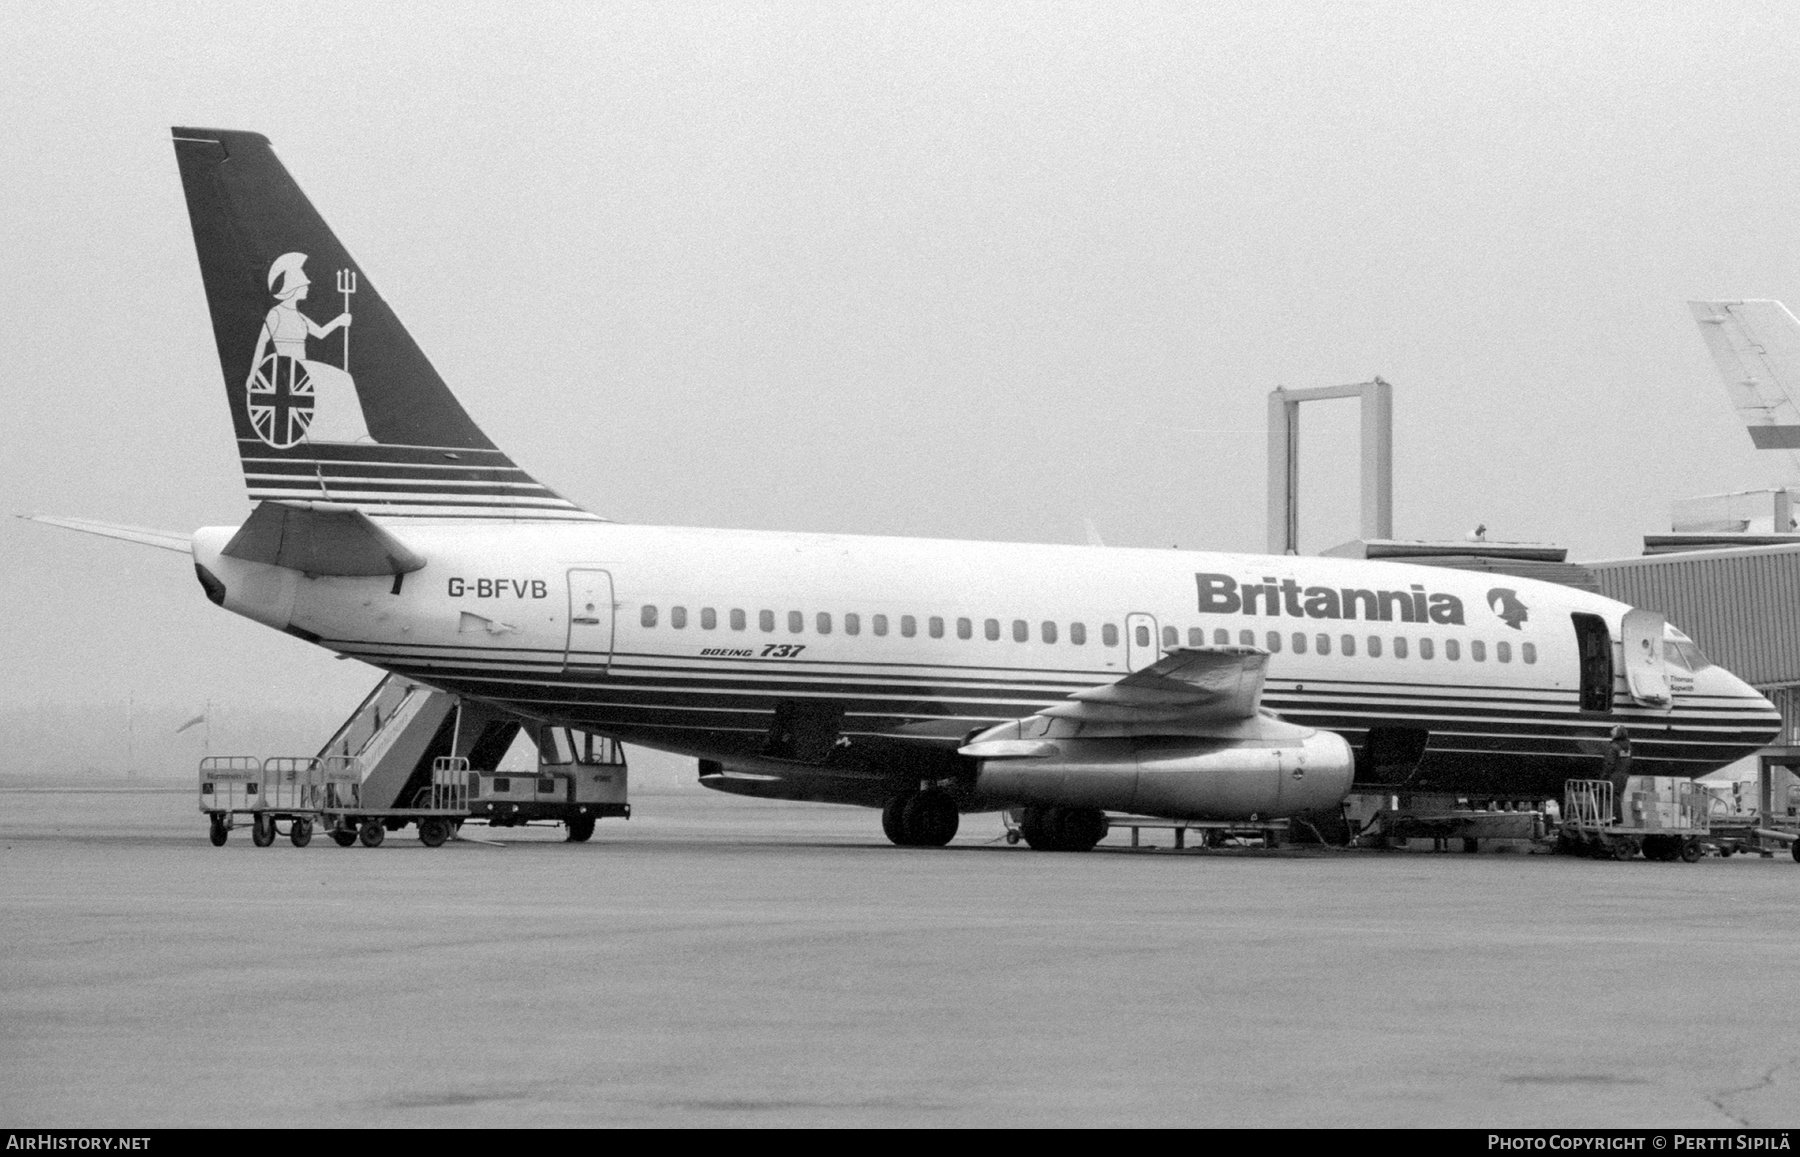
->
xmin=191 ymin=520 xmax=1781 ymax=804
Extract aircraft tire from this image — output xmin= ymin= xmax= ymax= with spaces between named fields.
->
xmin=566 ymin=815 xmax=596 ymax=843
xmin=1792 ymin=840 xmax=1800 ymax=864
xmin=903 ymin=791 xmax=958 ymax=847
xmin=290 ymin=818 xmax=313 ymax=848
xmin=1053 ymin=807 xmax=1106 ymax=852
xmin=881 ymin=795 xmax=911 ymax=846
xmin=358 ymin=820 xmax=385 ymax=848
xmin=251 ymin=814 xmax=276 ymax=847
xmin=1019 ymin=805 xmax=1054 ymax=850
xmin=209 ymin=816 xmax=228 ymax=847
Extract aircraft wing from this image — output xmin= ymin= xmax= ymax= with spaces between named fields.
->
xmin=960 ymin=647 xmax=1274 ymax=758
xmin=1690 ymin=299 xmax=1800 ymax=457
xmin=1042 ymin=646 xmax=1269 ymax=724
xmin=21 ymin=515 xmax=192 ymax=554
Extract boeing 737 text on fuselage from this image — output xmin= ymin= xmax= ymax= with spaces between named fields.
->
xmin=28 ymin=129 xmax=1782 ymax=850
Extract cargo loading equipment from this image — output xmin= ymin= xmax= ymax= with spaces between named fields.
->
xmin=1558 ymin=776 xmax=1710 ymax=861
xmin=198 ymin=674 xmax=629 ymax=847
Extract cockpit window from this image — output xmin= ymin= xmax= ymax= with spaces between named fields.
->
xmin=1663 ymin=639 xmax=1712 ymax=672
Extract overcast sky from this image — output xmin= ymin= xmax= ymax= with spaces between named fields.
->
xmin=6 ymin=2 xmax=1800 ymax=772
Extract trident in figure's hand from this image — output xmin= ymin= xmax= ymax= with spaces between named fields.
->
xmin=336 ymin=268 xmax=357 ymax=370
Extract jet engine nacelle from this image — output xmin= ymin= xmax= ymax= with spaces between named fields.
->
xmin=972 ymin=731 xmax=1355 ymax=819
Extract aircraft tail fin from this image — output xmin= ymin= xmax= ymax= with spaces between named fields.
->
xmin=1689 ymin=299 xmax=1800 ymax=465
xmin=170 ymin=128 xmax=599 ymax=522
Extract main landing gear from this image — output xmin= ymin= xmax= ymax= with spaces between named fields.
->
xmin=1018 ymin=805 xmax=1108 ymax=852
xmin=882 ymin=790 xmax=960 ymax=847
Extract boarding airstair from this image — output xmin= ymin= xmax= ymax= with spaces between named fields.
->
xmin=197 ymin=673 xmax=630 ymax=848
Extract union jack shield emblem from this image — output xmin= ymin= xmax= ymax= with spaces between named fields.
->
xmin=246 ymin=352 xmax=314 ymax=448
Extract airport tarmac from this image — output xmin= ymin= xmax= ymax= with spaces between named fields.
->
xmin=2 ymin=776 xmax=1797 ymax=1128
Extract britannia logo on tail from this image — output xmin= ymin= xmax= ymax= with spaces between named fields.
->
xmin=245 ymin=253 xmax=372 ymax=448
xmin=1487 ymin=588 xmax=1529 ymax=630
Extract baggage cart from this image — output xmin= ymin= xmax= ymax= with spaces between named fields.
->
xmin=1558 ymin=777 xmax=1710 ymax=861
xmin=198 ymin=756 xmax=326 ymax=848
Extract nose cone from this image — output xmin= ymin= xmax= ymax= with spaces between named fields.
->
xmin=1698 ymin=664 xmax=1783 ymax=749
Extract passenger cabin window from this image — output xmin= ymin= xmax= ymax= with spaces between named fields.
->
xmin=1394 ymin=637 xmax=1408 ymax=659
xmin=958 ymin=618 xmax=973 ymax=640
xmin=788 ymin=611 xmax=804 ymax=634
xmin=1367 ymin=635 xmax=1382 ymax=658
xmin=1445 ymin=639 xmax=1459 ymax=661
xmin=1341 ymin=634 xmax=1356 ymax=656
xmin=1070 ymin=623 xmax=1087 ymax=645
xmin=1522 ymin=642 xmax=1537 ymax=663
xmin=641 ymin=605 xmax=658 ymax=628
xmin=1420 ymin=638 xmax=1434 ymax=660
xmin=1496 ymin=641 xmax=1511 ymax=662
xmin=1135 ymin=624 xmax=1151 ymax=647
xmin=1471 ymin=640 xmax=1485 ymax=661
xmin=902 ymin=615 xmax=918 ymax=638
xmin=1013 ymin=620 xmax=1029 ymax=643
xmin=700 ymin=608 xmax=717 ymax=630
xmin=1239 ymin=630 xmax=1255 ymax=646
xmin=929 ymin=616 xmax=945 ymax=639
xmin=845 ymin=613 xmax=860 ymax=636
xmin=873 ymin=614 xmax=888 ymax=637
xmin=1292 ymin=632 xmax=1307 ymax=654
xmin=983 ymin=618 xmax=999 ymax=641
xmin=731 ymin=609 xmax=746 ymax=631
xmin=759 ymin=610 xmax=775 ymax=632
xmin=1316 ymin=633 xmax=1330 ymax=656
xmin=1042 ymin=621 xmax=1058 ymax=644
xmin=816 ymin=612 xmax=832 ymax=635
xmin=1161 ymin=626 xmax=1178 ymax=648
xmin=671 ymin=607 xmax=687 ymax=629
xmin=1266 ymin=631 xmax=1282 ymax=653
xmin=1214 ymin=629 xmax=1229 ymax=645
xmin=1102 ymin=624 xmax=1119 ymax=647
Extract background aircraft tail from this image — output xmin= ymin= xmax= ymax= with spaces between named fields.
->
xmin=1689 ymin=299 xmax=1800 ymax=473
xmin=171 ymin=127 xmax=598 ymax=522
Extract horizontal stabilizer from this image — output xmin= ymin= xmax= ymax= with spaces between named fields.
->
xmin=222 ymin=501 xmax=425 ymax=576
xmin=21 ymin=515 xmax=191 ymax=554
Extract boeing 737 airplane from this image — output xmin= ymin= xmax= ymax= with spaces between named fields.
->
xmin=27 ymin=129 xmax=1783 ymax=849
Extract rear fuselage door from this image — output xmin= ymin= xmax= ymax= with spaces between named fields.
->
xmin=1620 ymin=608 xmax=1672 ymax=708
xmin=1125 ymin=613 xmax=1160 ymax=672
xmin=565 ymin=569 xmax=615 ymax=672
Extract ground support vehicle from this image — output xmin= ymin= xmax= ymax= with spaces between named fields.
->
xmin=1558 ymin=777 xmax=1710 ymax=861
xmin=198 ymin=756 xmax=326 ymax=847
xmin=467 ymin=730 xmax=629 ymax=842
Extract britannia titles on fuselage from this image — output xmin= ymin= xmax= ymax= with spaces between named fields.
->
xmin=1196 ymin=572 xmax=1467 ymax=625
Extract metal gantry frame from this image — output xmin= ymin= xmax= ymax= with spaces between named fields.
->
xmin=1266 ymin=378 xmax=1393 ymax=555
